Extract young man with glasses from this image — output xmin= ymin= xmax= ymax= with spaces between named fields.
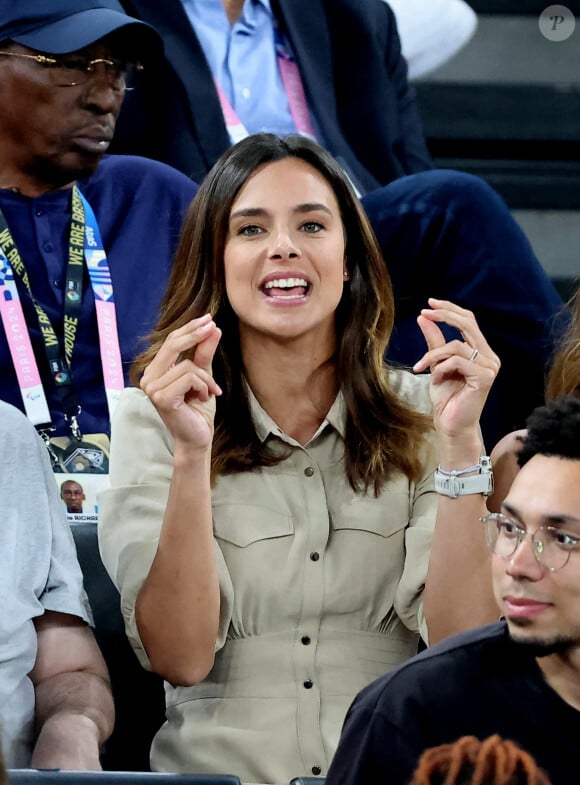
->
xmin=326 ymin=395 xmax=580 ymax=785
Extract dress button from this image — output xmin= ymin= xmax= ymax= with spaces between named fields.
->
xmin=310 ymin=552 xmax=319 ymax=562
xmin=34 ymin=209 xmax=43 ymax=217
xmin=301 ymin=636 xmax=311 ymax=645
xmin=42 ymin=241 xmax=54 ymax=252
xmin=53 ymin=279 xmax=63 ymax=289
xmin=304 ymin=466 xmax=315 ymax=477
xmin=303 ymin=679 xmax=313 ymax=689
xmin=312 ymin=767 xmax=322 ymax=776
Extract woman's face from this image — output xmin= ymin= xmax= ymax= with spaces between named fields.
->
xmin=223 ymin=157 xmax=347 ymax=349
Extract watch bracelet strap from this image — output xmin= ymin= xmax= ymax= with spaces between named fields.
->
xmin=434 ymin=456 xmax=493 ymax=498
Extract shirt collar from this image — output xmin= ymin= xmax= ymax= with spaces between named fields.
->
xmin=183 ymin=0 xmax=271 ymax=20
xmin=248 ymin=385 xmax=346 ymax=443
xmin=239 ymin=0 xmax=272 ymax=29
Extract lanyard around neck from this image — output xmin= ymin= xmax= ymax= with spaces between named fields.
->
xmin=0 ymin=186 xmax=124 ymax=437
xmin=215 ymin=22 xmax=316 ymax=144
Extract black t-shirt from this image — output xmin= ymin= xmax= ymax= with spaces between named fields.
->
xmin=326 ymin=622 xmax=580 ymax=785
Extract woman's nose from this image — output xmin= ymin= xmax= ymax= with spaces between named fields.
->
xmin=268 ymin=229 xmax=300 ymax=259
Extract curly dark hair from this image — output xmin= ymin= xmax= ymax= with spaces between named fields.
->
xmin=517 ymin=396 xmax=580 ymax=468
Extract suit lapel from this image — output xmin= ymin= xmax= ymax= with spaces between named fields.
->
xmin=127 ymin=0 xmax=231 ymax=166
xmin=272 ymin=0 xmax=341 ymax=136
xmin=271 ymin=0 xmax=377 ymax=191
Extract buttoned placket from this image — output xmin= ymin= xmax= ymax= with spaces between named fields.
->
xmin=274 ymin=431 xmax=330 ymax=775
xmin=29 ymin=196 xmax=68 ymax=305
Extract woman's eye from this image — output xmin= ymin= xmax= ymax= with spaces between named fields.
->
xmin=301 ymin=221 xmax=323 ymax=233
xmin=239 ymin=225 xmax=262 ymax=236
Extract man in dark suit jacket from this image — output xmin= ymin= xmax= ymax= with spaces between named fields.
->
xmin=112 ymin=0 xmax=563 ymax=449
xmin=114 ymin=0 xmax=432 ymax=187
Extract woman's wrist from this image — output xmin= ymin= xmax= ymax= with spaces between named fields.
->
xmin=173 ymin=441 xmax=212 ymax=472
xmin=437 ymin=433 xmax=483 ymax=472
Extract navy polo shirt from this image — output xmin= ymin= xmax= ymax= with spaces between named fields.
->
xmin=0 ymin=155 xmax=198 ymax=437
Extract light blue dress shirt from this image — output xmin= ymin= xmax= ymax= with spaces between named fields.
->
xmin=180 ymin=0 xmax=308 ymax=138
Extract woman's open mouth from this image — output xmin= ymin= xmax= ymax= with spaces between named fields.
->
xmin=261 ymin=277 xmax=311 ymax=300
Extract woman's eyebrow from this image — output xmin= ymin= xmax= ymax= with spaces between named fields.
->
xmin=230 ymin=203 xmax=333 ymax=221
xmin=293 ymin=202 xmax=333 ymax=215
xmin=229 ymin=207 xmax=269 ymax=221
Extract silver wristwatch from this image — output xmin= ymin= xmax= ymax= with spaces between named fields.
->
xmin=434 ymin=456 xmax=494 ymax=498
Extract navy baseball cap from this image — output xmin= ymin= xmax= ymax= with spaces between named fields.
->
xmin=0 ymin=0 xmax=162 ymax=56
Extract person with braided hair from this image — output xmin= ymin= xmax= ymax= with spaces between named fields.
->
xmin=409 ymin=735 xmax=552 ymax=785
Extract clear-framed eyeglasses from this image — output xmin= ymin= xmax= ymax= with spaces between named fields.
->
xmin=480 ymin=512 xmax=580 ymax=572
xmin=0 ymin=50 xmax=143 ymax=91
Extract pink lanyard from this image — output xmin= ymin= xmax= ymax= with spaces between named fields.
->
xmin=0 ymin=188 xmax=124 ymax=433
xmin=214 ymin=25 xmax=316 ymax=144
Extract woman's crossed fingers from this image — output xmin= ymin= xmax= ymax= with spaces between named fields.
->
xmin=140 ymin=315 xmax=223 ymax=446
xmin=413 ymin=299 xmax=500 ymax=380
xmin=413 ymin=298 xmax=500 ymax=436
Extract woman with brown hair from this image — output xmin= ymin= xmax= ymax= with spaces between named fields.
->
xmin=99 ymin=133 xmax=499 ymax=783
xmin=409 ymin=735 xmax=552 ymax=785
xmin=488 ymin=282 xmax=580 ymax=512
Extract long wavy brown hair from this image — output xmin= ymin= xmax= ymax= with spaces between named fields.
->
xmin=546 ymin=281 xmax=580 ymax=400
xmin=409 ymin=735 xmax=552 ymax=785
xmin=132 ymin=133 xmax=432 ymax=494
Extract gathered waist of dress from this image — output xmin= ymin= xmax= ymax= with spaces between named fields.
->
xmin=167 ymin=626 xmax=419 ymax=705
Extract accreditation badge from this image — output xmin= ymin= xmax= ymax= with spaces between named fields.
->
xmin=48 ymin=433 xmax=110 ymax=524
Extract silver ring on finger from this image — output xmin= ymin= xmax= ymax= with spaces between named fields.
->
xmin=467 ymin=346 xmax=479 ymax=363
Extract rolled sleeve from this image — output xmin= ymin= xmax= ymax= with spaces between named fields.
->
xmin=98 ymin=389 xmax=234 ymax=670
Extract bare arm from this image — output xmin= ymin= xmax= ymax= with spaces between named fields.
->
xmin=30 ymin=611 xmax=114 ymax=770
xmin=414 ymin=299 xmax=501 ymax=643
xmin=135 ymin=316 xmax=223 ymax=687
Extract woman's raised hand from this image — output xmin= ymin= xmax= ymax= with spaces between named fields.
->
xmin=140 ymin=314 xmax=223 ymax=449
xmin=413 ymin=298 xmax=500 ymax=439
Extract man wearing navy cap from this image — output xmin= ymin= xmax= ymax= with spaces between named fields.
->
xmin=0 ymin=0 xmax=196 ymax=771
xmin=0 ymin=0 xmax=197 ymax=448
